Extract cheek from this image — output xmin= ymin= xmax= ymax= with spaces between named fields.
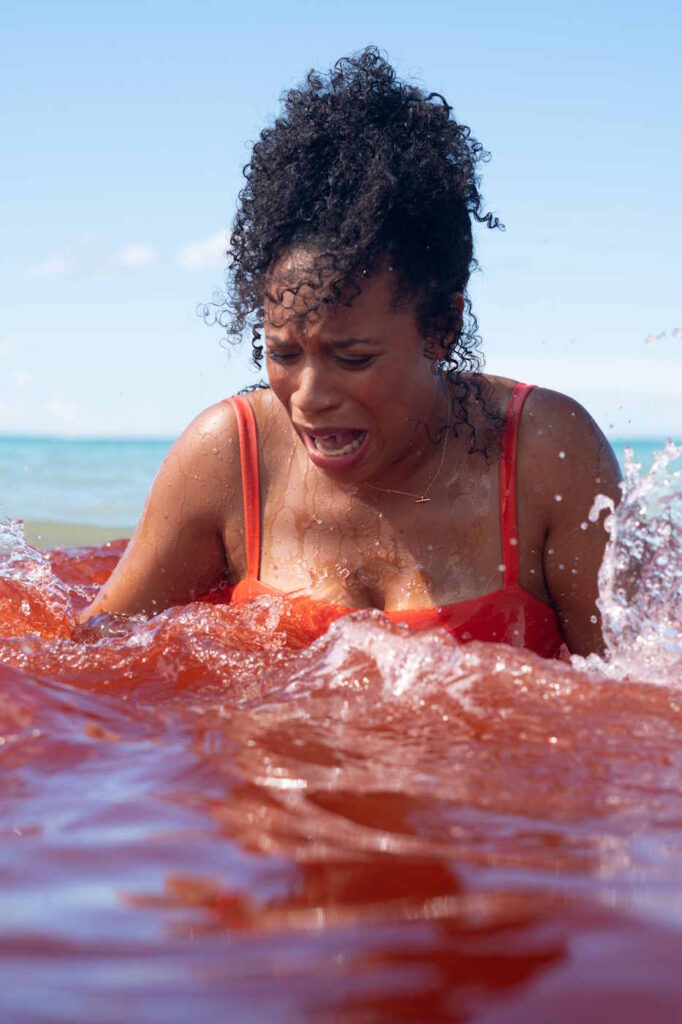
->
xmin=371 ymin=363 xmax=434 ymax=425
xmin=265 ymin=361 xmax=290 ymax=401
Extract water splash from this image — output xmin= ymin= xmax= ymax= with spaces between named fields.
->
xmin=3 ymin=480 xmax=682 ymax=1023
xmin=586 ymin=441 xmax=682 ymax=681
xmin=0 ymin=517 xmax=75 ymax=638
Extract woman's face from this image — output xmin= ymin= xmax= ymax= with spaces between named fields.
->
xmin=264 ymin=250 xmax=448 ymax=486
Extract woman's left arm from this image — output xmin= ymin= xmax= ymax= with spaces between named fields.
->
xmin=521 ymin=388 xmax=622 ymax=657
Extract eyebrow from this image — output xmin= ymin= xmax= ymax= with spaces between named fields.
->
xmin=265 ymin=335 xmax=376 ymax=349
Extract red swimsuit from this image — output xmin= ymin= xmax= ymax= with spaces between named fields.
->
xmin=218 ymin=383 xmax=565 ymax=657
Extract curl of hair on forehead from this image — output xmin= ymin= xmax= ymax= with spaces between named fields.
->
xmin=200 ymin=47 xmax=505 ymax=452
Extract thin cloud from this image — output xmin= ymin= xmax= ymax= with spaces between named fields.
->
xmin=27 ymin=257 xmax=74 ymax=279
xmin=118 ymin=244 xmax=156 ymax=268
xmin=177 ymin=231 xmax=227 ymax=269
xmin=7 ymin=371 xmax=34 ymax=389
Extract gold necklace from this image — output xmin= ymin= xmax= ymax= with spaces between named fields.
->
xmin=363 ymin=429 xmax=449 ymax=504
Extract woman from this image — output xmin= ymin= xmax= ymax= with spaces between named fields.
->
xmin=81 ymin=49 xmax=621 ymax=657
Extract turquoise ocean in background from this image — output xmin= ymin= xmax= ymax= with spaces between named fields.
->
xmin=1 ymin=434 xmax=679 ymax=548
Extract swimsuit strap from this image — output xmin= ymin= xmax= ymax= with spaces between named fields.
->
xmin=224 ymin=396 xmax=261 ymax=580
xmin=499 ymin=382 xmax=536 ymax=587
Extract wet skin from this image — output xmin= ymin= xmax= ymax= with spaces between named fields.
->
xmin=82 ymin=255 xmax=622 ymax=656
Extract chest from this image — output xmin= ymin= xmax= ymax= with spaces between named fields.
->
xmin=256 ymin=458 xmax=508 ymax=610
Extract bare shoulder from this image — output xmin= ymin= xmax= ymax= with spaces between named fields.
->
xmin=245 ymin=385 xmax=287 ymax=430
xmin=186 ymin=387 xmax=291 ymax=510
xmin=522 ymin=385 xmax=609 ymax=448
xmin=241 ymin=386 xmax=295 ymax=471
xmin=159 ymin=398 xmax=243 ymax=519
xmin=520 ymin=388 xmax=623 ymax=655
xmin=523 ymin=388 xmax=621 ymax=624
xmin=482 ymin=376 xmax=622 ymax=547
xmin=78 ymin=399 xmax=245 ymax=620
xmin=471 ymin=377 xmax=622 ymax=655
xmin=475 ymin=374 xmax=615 ymax=458
xmin=519 ymin=386 xmax=621 ymax=506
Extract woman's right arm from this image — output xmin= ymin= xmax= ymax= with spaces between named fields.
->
xmin=78 ymin=402 xmax=241 ymax=621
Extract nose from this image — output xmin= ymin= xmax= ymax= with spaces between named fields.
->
xmin=290 ymin=360 xmax=341 ymax=418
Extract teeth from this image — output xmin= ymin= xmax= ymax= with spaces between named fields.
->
xmin=313 ymin=432 xmax=366 ymax=457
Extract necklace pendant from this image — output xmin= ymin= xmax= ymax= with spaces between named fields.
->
xmin=415 ymin=496 xmax=431 ymax=504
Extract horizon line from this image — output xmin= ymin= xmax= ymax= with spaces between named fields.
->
xmin=1 ymin=431 xmax=680 ymax=445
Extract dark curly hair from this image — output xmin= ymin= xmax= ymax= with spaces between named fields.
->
xmin=203 ymin=47 xmax=503 ymax=445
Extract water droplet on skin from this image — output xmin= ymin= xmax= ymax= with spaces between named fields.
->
xmin=558 ymin=563 xmax=565 ymax=570
xmin=558 ymin=450 xmax=566 ymax=459
xmin=497 ymin=563 xmax=506 ymax=573
xmin=590 ymin=614 xmax=598 ymax=624
xmin=580 ymin=521 xmax=588 ymax=530
xmin=549 ymin=736 xmax=558 ymax=745
xmin=588 ymin=493 xmax=615 ymax=523
xmin=555 ymin=494 xmax=563 ymax=502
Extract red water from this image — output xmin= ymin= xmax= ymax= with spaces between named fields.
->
xmin=2 ymin=534 xmax=682 ymax=1022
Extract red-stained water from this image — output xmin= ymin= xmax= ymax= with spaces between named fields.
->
xmin=1 ymin=448 xmax=682 ymax=1022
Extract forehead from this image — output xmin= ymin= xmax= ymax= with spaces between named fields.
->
xmin=264 ymin=249 xmax=403 ymax=333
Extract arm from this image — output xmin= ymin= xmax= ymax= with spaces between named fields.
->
xmin=520 ymin=388 xmax=622 ymax=657
xmin=79 ymin=402 xmax=242 ymax=621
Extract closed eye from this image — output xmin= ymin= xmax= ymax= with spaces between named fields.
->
xmin=336 ymin=355 xmax=373 ymax=368
xmin=267 ymin=350 xmax=374 ymax=368
xmin=266 ymin=350 xmax=299 ymax=363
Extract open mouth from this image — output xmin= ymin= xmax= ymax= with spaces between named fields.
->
xmin=300 ymin=427 xmax=370 ymax=471
xmin=311 ymin=430 xmax=367 ymax=458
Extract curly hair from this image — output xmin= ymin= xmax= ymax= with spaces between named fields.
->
xmin=204 ymin=47 xmax=503 ymax=445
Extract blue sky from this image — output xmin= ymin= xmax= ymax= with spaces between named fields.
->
xmin=1 ymin=0 xmax=680 ymax=438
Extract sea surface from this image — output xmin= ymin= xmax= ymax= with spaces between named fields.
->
xmin=1 ymin=434 xmax=681 ymax=1022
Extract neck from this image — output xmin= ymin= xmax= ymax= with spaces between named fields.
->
xmin=365 ymin=375 xmax=453 ymax=493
